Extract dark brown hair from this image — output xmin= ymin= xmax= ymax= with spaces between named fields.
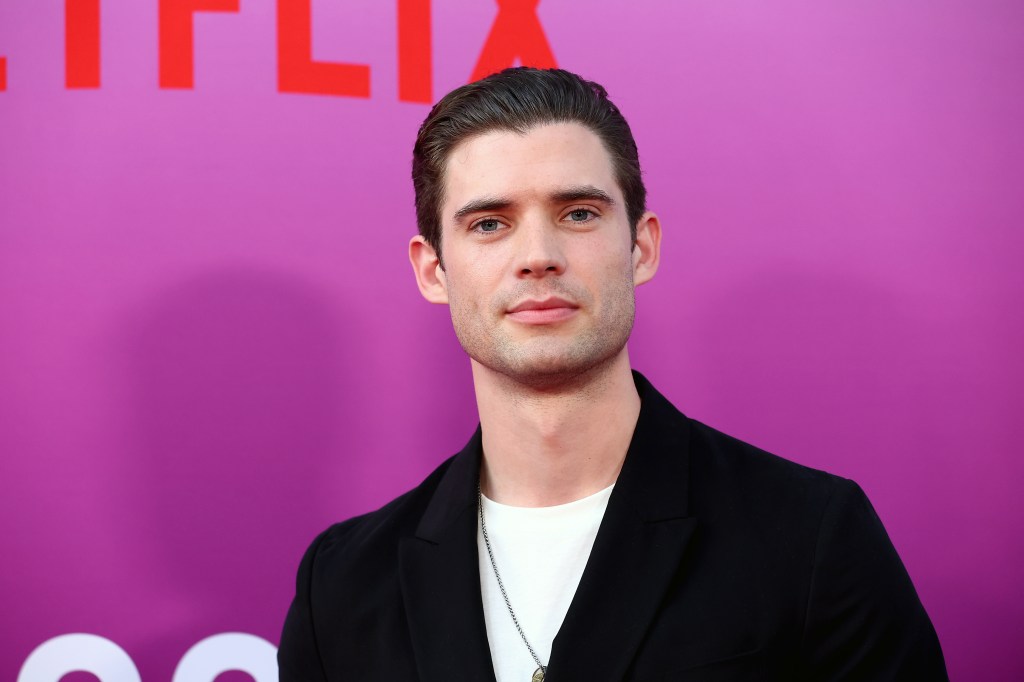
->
xmin=412 ymin=67 xmax=646 ymax=260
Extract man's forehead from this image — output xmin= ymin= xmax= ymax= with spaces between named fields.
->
xmin=440 ymin=122 xmax=623 ymax=217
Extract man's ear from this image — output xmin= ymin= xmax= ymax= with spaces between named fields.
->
xmin=409 ymin=235 xmax=449 ymax=304
xmin=632 ymin=211 xmax=662 ymax=286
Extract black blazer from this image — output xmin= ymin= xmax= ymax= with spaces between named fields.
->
xmin=279 ymin=373 xmax=947 ymax=681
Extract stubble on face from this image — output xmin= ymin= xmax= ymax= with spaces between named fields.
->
xmin=446 ymin=249 xmax=637 ymax=391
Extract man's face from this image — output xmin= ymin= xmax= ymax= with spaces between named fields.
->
xmin=425 ymin=122 xmax=655 ymax=387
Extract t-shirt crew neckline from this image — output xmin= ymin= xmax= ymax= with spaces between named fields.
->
xmin=479 ymin=482 xmax=616 ymax=514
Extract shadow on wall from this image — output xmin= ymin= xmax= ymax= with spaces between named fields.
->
xmin=116 ymin=266 xmax=360 ymax=626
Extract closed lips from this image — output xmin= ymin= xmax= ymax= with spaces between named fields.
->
xmin=507 ymin=297 xmax=577 ymax=313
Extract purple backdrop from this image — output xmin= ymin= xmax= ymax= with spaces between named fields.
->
xmin=2 ymin=1 xmax=1022 ymax=680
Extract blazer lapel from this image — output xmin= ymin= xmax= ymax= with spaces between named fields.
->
xmin=547 ymin=373 xmax=698 ymax=682
xmin=399 ymin=428 xmax=497 ymax=682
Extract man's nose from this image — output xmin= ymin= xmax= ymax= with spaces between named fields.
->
xmin=515 ymin=221 xmax=566 ymax=277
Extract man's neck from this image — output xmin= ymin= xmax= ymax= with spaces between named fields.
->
xmin=472 ymin=350 xmax=641 ymax=507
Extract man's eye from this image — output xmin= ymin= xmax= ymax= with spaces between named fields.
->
xmin=567 ymin=209 xmax=595 ymax=222
xmin=475 ymin=219 xmax=502 ymax=233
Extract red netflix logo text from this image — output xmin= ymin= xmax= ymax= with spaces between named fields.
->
xmin=0 ymin=0 xmax=557 ymax=101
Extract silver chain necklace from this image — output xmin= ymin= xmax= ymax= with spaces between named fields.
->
xmin=478 ymin=485 xmax=547 ymax=682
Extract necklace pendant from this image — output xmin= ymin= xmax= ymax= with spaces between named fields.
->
xmin=531 ymin=667 xmax=545 ymax=682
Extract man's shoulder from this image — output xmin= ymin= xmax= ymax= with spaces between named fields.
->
xmin=688 ymin=417 xmax=844 ymax=487
xmin=279 ymin=452 xmax=470 ymax=680
xmin=683 ymin=416 xmax=860 ymax=529
xmin=636 ymin=371 xmax=851 ymax=509
xmin=302 ymin=454 xmax=457 ymax=576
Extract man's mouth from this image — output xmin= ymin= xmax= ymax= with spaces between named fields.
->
xmin=506 ymin=297 xmax=579 ymax=324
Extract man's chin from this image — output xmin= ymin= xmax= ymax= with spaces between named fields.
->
xmin=477 ymin=348 xmax=625 ymax=391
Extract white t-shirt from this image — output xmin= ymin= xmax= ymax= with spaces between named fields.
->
xmin=477 ymin=485 xmax=614 ymax=682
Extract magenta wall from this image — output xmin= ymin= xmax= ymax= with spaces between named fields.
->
xmin=2 ymin=1 xmax=1022 ymax=680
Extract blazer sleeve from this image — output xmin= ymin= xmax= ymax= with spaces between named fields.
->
xmin=796 ymin=478 xmax=948 ymax=681
xmin=279 ymin=529 xmax=331 ymax=682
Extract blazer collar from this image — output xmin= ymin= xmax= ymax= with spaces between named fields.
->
xmin=549 ymin=371 xmax=697 ymax=681
xmin=611 ymin=370 xmax=692 ymax=522
xmin=399 ymin=424 xmax=495 ymax=682
xmin=401 ymin=371 xmax=697 ymax=682
xmin=413 ymin=425 xmax=483 ymax=544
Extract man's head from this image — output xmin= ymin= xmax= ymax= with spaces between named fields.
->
xmin=412 ymin=67 xmax=647 ymax=262
xmin=408 ymin=69 xmax=661 ymax=388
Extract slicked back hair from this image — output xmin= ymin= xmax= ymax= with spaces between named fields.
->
xmin=412 ymin=67 xmax=647 ymax=262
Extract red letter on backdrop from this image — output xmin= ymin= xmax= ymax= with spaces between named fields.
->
xmin=470 ymin=0 xmax=555 ymax=82
xmin=398 ymin=0 xmax=431 ymax=103
xmin=0 ymin=58 xmax=6 ymax=91
xmin=159 ymin=0 xmax=239 ymax=88
xmin=66 ymin=0 xmax=101 ymax=88
xmin=278 ymin=0 xmax=370 ymax=97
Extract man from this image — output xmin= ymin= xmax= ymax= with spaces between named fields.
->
xmin=279 ymin=68 xmax=946 ymax=681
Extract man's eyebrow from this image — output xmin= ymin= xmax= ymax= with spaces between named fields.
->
xmin=549 ymin=185 xmax=616 ymax=206
xmin=451 ymin=186 xmax=615 ymax=224
xmin=452 ymin=196 xmax=513 ymax=224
